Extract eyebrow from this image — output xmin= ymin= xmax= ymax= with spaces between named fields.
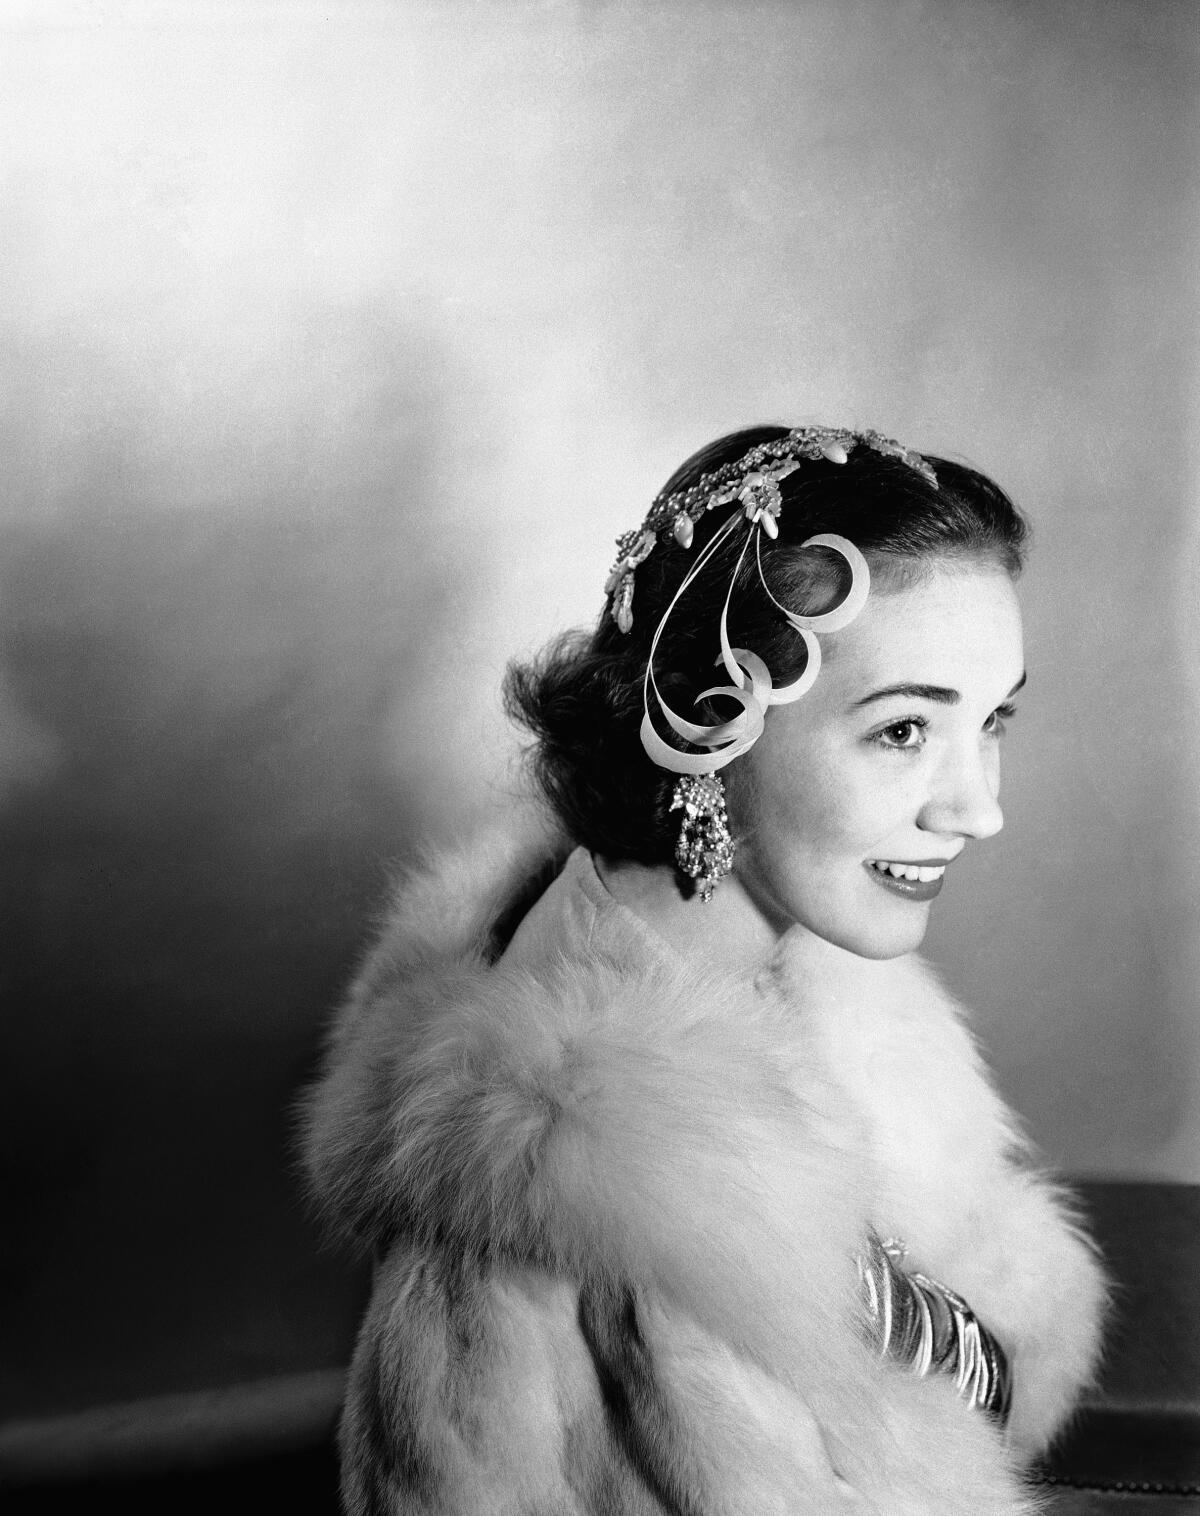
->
xmin=853 ymin=671 xmax=1027 ymax=709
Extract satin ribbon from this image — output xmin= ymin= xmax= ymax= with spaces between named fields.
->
xmin=640 ymin=521 xmax=870 ymax=775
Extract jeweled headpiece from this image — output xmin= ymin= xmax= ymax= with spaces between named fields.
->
xmin=606 ymin=426 xmax=938 ymax=775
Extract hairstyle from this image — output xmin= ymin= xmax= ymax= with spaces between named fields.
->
xmin=504 ymin=424 xmax=1028 ymax=864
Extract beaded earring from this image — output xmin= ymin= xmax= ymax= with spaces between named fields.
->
xmin=670 ymin=774 xmax=735 ymax=902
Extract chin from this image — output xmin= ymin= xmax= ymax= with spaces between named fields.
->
xmin=814 ymin=907 xmax=932 ymax=961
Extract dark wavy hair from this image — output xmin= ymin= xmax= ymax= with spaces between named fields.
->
xmin=504 ymin=425 xmax=1028 ymax=864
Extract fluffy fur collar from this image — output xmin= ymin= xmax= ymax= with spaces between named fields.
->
xmin=303 ymin=810 xmax=1105 ymax=1513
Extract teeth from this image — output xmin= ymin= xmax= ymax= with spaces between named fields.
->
xmin=870 ymin=860 xmax=947 ymax=882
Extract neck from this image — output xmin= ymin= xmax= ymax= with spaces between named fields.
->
xmin=595 ymin=856 xmax=892 ymax=990
xmin=594 ymin=856 xmax=790 ymax=979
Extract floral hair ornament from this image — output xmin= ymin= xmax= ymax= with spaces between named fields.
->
xmin=605 ymin=426 xmax=938 ymax=775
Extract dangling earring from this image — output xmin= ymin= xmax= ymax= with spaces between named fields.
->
xmin=670 ymin=775 xmax=735 ymax=903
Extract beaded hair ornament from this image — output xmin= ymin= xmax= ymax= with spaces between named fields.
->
xmin=606 ymin=426 xmax=938 ymax=776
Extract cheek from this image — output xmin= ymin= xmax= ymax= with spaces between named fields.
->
xmin=800 ymin=767 xmax=921 ymax=867
xmin=737 ymin=748 xmax=867 ymax=859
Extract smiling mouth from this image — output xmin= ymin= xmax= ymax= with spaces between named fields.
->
xmin=867 ymin=859 xmax=949 ymax=883
xmin=864 ymin=858 xmax=953 ymax=901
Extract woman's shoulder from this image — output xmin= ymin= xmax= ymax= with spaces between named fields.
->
xmin=301 ymin=811 xmax=869 ymax=1268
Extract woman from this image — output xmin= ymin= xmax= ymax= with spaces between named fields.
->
xmin=303 ymin=425 xmax=1106 ymax=1515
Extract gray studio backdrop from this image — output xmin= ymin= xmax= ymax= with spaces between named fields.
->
xmin=2 ymin=0 xmax=1197 ymax=1427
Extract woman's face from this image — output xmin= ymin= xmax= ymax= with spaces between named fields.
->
xmin=728 ymin=560 xmax=1025 ymax=960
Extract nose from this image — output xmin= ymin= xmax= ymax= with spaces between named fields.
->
xmin=917 ymin=739 xmax=1004 ymax=842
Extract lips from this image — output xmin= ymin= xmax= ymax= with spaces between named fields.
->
xmin=864 ymin=857 xmax=952 ymax=902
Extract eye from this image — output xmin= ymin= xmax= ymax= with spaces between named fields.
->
xmin=984 ymin=702 xmax=1017 ymax=738
xmin=873 ymin=717 xmax=927 ymax=751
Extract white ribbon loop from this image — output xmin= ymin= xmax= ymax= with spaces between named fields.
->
xmin=756 ymin=531 xmax=871 ymax=634
xmin=640 ymin=523 xmax=869 ymax=775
